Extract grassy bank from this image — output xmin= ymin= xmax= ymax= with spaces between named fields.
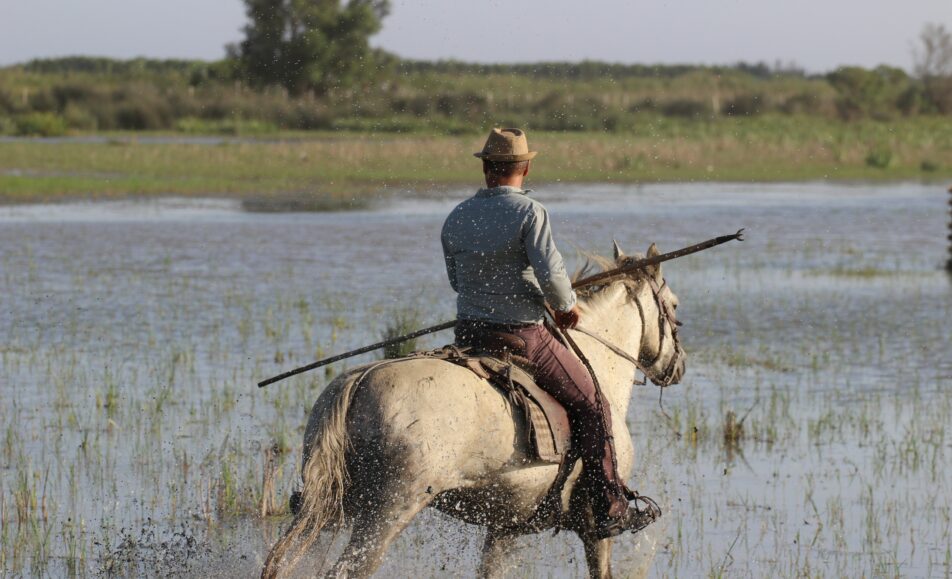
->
xmin=1 ymin=115 xmax=950 ymax=206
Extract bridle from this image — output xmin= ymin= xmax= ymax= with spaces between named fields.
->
xmin=574 ymin=275 xmax=684 ymax=387
xmin=641 ymin=276 xmax=684 ymax=386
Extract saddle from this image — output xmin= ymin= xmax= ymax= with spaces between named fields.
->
xmin=409 ymin=344 xmax=570 ymax=463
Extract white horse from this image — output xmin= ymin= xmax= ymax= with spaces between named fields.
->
xmin=262 ymin=243 xmax=686 ymax=579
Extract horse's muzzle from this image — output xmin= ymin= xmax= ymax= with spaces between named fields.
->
xmin=670 ymin=353 xmax=686 ymax=385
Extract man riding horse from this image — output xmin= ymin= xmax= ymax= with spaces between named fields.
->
xmin=441 ymin=127 xmax=658 ymax=539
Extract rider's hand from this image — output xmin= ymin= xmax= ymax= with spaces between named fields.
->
xmin=553 ymin=305 xmax=581 ymax=330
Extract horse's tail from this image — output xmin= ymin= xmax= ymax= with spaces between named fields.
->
xmin=260 ymin=366 xmax=368 ymax=579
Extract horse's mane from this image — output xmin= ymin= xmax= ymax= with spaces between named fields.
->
xmin=572 ymin=252 xmax=649 ymax=312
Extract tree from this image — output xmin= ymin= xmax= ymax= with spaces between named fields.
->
xmin=233 ymin=0 xmax=390 ymax=96
xmin=914 ymin=23 xmax=952 ymax=78
xmin=912 ymin=23 xmax=952 ymax=113
xmin=826 ymin=65 xmax=911 ymax=119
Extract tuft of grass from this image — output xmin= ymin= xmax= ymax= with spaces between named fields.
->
xmin=723 ymin=409 xmax=745 ymax=449
xmin=864 ymin=147 xmax=893 ymax=168
xmin=382 ymin=310 xmax=423 ymax=359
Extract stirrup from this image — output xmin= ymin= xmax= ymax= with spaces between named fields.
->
xmin=593 ymin=490 xmax=662 ymax=539
xmin=624 ymin=488 xmax=661 ymax=519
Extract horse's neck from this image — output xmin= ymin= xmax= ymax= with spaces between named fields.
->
xmin=577 ymin=284 xmax=643 ymax=417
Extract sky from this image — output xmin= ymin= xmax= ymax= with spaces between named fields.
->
xmin=1 ymin=0 xmax=949 ymax=72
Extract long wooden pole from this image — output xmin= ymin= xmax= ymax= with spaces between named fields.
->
xmin=257 ymin=229 xmax=744 ymax=388
xmin=256 ymin=321 xmax=457 ymax=388
xmin=572 ymin=229 xmax=744 ymax=289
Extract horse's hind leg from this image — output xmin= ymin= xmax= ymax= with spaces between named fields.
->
xmin=325 ymin=490 xmax=431 ymax=579
xmin=476 ymin=530 xmax=518 ymax=579
xmin=581 ymin=535 xmax=614 ymax=579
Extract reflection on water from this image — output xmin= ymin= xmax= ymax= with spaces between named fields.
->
xmin=1 ymin=182 xmax=950 ymax=577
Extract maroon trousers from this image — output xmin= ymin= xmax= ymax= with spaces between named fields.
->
xmin=456 ymin=322 xmax=628 ymax=519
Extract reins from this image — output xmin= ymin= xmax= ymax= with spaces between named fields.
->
xmin=572 ymin=326 xmax=647 ymax=385
xmin=573 ymin=275 xmax=684 ymax=389
xmin=543 ymin=274 xmax=682 ymax=526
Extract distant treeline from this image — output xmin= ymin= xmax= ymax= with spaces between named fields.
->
xmin=1 ymin=55 xmax=949 ymax=136
xmin=393 ymin=59 xmax=806 ymax=80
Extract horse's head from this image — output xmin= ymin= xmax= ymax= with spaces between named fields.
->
xmin=612 ymin=241 xmax=686 ymax=387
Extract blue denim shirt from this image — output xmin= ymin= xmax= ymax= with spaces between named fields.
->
xmin=441 ymin=186 xmax=577 ymax=324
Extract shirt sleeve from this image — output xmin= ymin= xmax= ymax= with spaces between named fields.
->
xmin=441 ymin=225 xmax=459 ymax=293
xmin=522 ymin=203 xmax=577 ymax=312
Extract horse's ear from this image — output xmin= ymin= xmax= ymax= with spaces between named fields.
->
xmin=646 ymin=243 xmax=662 ymax=279
xmin=612 ymin=239 xmax=625 ymax=261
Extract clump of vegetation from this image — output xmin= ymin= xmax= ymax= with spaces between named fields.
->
xmin=382 ymin=310 xmax=422 ymax=359
xmin=722 ymin=409 xmax=745 ymax=449
xmin=14 ymin=112 xmax=67 ymax=137
xmin=865 ymin=147 xmax=894 ymax=169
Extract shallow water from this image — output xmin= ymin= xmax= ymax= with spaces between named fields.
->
xmin=1 ymin=182 xmax=950 ymax=577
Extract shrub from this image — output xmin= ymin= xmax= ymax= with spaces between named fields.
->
xmin=84 ymin=100 xmax=120 ymax=130
xmin=864 ymin=147 xmax=893 ymax=169
xmin=52 ymin=83 xmax=105 ymax=108
xmin=0 ymin=116 xmax=16 ymax=135
xmin=175 ymin=117 xmax=211 ymax=133
xmin=110 ymin=85 xmax=174 ymax=129
xmin=62 ymin=103 xmax=98 ymax=131
xmin=827 ymin=65 xmax=911 ymax=120
xmin=723 ymin=93 xmax=764 ymax=116
xmin=390 ymin=95 xmax=431 ymax=116
xmin=15 ymin=112 xmax=68 ymax=136
xmin=0 ymin=89 xmax=18 ymax=114
xmin=920 ymin=159 xmax=939 ymax=172
xmin=897 ymin=85 xmax=927 ymax=115
xmin=287 ymin=102 xmax=333 ymax=130
xmin=116 ymin=103 xmax=167 ymax=130
xmin=923 ymin=77 xmax=952 ymax=114
xmin=661 ymin=99 xmax=709 ymax=118
xmin=113 ymin=90 xmax=174 ymax=130
xmin=628 ymin=98 xmax=657 ymax=113
xmin=24 ymin=88 xmax=57 ymax=113
xmin=601 ymin=111 xmax=638 ymax=132
xmin=433 ymin=91 xmax=488 ymax=117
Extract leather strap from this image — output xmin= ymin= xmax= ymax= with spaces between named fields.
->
xmin=571 ymin=275 xmax=683 ymax=389
xmin=571 ymin=326 xmax=647 ymax=386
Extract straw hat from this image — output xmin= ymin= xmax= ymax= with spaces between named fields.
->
xmin=474 ymin=128 xmax=538 ymax=162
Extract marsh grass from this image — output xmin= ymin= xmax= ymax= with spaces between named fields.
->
xmin=382 ymin=310 xmax=423 ymax=359
xmin=0 ymin=116 xmax=950 ymax=205
xmin=1 ymin=183 xmax=950 ymax=576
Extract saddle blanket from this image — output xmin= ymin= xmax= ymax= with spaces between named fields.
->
xmin=408 ymin=346 xmax=570 ymax=463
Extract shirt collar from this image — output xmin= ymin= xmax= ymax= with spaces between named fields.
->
xmin=475 ymin=185 xmax=532 ymax=198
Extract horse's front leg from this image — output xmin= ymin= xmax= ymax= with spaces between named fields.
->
xmin=326 ymin=491 xmax=431 ymax=579
xmin=476 ymin=530 xmax=519 ymax=579
xmin=581 ymin=535 xmax=613 ymax=579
